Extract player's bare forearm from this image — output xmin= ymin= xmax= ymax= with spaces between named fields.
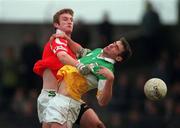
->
xmin=66 ymin=37 xmax=83 ymax=55
xmin=97 ymin=67 xmax=114 ymax=106
xmin=49 ymin=32 xmax=83 ymax=55
xmin=57 ymin=51 xmax=79 ymax=66
xmin=98 ymin=79 xmax=113 ymax=106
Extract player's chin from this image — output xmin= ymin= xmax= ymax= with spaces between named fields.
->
xmin=103 ymin=47 xmax=108 ymax=52
xmin=66 ymin=29 xmax=73 ymax=34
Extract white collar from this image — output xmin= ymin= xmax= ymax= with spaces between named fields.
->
xmin=97 ymin=50 xmax=115 ymax=64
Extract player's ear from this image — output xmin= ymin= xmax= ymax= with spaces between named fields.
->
xmin=115 ymin=56 xmax=123 ymax=62
xmin=53 ymin=23 xmax=59 ymax=29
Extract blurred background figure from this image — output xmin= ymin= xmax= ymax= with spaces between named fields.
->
xmin=171 ymin=52 xmax=180 ymax=83
xmin=110 ymin=72 xmax=131 ymax=114
xmin=178 ymin=0 xmax=180 ymax=25
xmin=141 ymin=1 xmax=161 ymax=38
xmin=127 ymin=109 xmax=142 ymax=128
xmin=151 ymin=50 xmax=171 ymax=84
xmin=139 ymin=1 xmax=164 ymax=63
xmin=97 ymin=11 xmax=113 ymax=47
xmin=20 ymin=33 xmax=42 ymax=92
xmin=1 ymin=46 xmax=19 ymax=112
xmin=108 ymin=112 xmax=123 ymax=128
xmin=141 ymin=100 xmax=163 ymax=128
xmin=72 ymin=19 xmax=91 ymax=48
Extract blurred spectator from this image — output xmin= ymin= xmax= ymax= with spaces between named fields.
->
xmin=178 ymin=0 xmax=180 ymax=25
xmin=164 ymin=98 xmax=175 ymax=122
xmin=165 ymin=102 xmax=180 ymax=128
xmin=110 ymin=72 xmax=131 ymax=113
xmin=138 ymin=1 xmax=167 ymax=63
xmin=174 ymin=102 xmax=180 ymax=116
xmin=11 ymin=87 xmax=26 ymax=115
xmin=72 ymin=19 xmax=91 ymax=48
xmin=171 ymin=52 xmax=180 ymax=83
xmin=108 ymin=113 xmax=123 ymax=128
xmin=11 ymin=87 xmax=37 ymax=117
xmin=127 ymin=109 xmax=142 ymax=128
xmin=141 ymin=1 xmax=161 ymax=38
xmin=97 ymin=11 xmax=113 ymax=47
xmin=20 ymin=33 xmax=42 ymax=92
xmin=151 ymin=50 xmax=171 ymax=84
xmin=130 ymin=73 xmax=147 ymax=111
xmin=0 ymin=58 xmax=3 ymax=110
xmin=11 ymin=87 xmax=40 ymax=128
xmin=171 ymin=81 xmax=180 ymax=102
xmin=141 ymin=100 xmax=163 ymax=128
xmin=23 ymin=89 xmax=38 ymax=118
xmin=1 ymin=46 xmax=19 ymax=111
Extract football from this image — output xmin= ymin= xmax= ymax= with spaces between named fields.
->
xmin=144 ymin=78 xmax=167 ymax=101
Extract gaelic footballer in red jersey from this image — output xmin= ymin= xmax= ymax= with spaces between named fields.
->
xmin=33 ymin=36 xmax=77 ymax=79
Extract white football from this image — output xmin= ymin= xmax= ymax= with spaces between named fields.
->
xmin=144 ymin=78 xmax=167 ymax=101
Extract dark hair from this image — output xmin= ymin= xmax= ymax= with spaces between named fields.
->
xmin=53 ymin=8 xmax=74 ymax=24
xmin=119 ymin=37 xmax=132 ymax=63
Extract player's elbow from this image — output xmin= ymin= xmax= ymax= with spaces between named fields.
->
xmin=98 ymin=99 xmax=109 ymax=107
xmin=97 ymin=94 xmax=112 ymax=107
xmin=98 ymin=101 xmax=108 ymax=107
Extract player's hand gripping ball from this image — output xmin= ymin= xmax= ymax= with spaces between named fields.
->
xmin=144 ymin=78 xmax=167 ymax=101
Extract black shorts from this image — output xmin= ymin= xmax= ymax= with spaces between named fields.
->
xmin=75 ymin=103 xmax=90 ymax=125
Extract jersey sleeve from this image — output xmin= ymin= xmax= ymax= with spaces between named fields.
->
xmin=50 ymin=38 xmax=68 ymax=54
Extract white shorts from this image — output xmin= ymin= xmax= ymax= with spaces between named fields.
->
xmin=43 ymin=94 xmax=82 ymax=128
xmin=37 ymin=89 xmax=56 ymax=123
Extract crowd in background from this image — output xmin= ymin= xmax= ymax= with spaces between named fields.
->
xmin=0 ymin=1 xmax=180 ymax=128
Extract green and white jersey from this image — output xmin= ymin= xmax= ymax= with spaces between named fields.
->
xmin=79 ymin=48 xmax=115 ymax=91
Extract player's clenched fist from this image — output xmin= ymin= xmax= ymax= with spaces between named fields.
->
xmin=76 ymin=63 xmax=91 ymax=75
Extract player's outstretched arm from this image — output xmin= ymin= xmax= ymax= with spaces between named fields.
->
xmin=49 ymin=32 xmax=90 ymax=57
xmin=49 ymin=33 xmax=91 ymax=75
xmin=56 ymin=52 xmax=91 ymax=75
xmin=65 ymin=35 xmax=91 ymax=57
xmin=49 ymin=32 xmax=82 ymax=54
xmin=96 ymin=67 xmax=114 ymax=106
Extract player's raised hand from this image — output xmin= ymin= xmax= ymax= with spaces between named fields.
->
xmin=76 ymin=63 xmax=91 ymax=75
xmin=79 ymin=48 xmax=91 ymax=57
xmin=49 ymin=30 xmax=69 ymax=42
xmin=49 ymin=33 xmax=64 ymax=42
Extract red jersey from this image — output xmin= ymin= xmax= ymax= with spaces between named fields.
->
xmin=33 ymin=38 xmax=77 ymax=79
